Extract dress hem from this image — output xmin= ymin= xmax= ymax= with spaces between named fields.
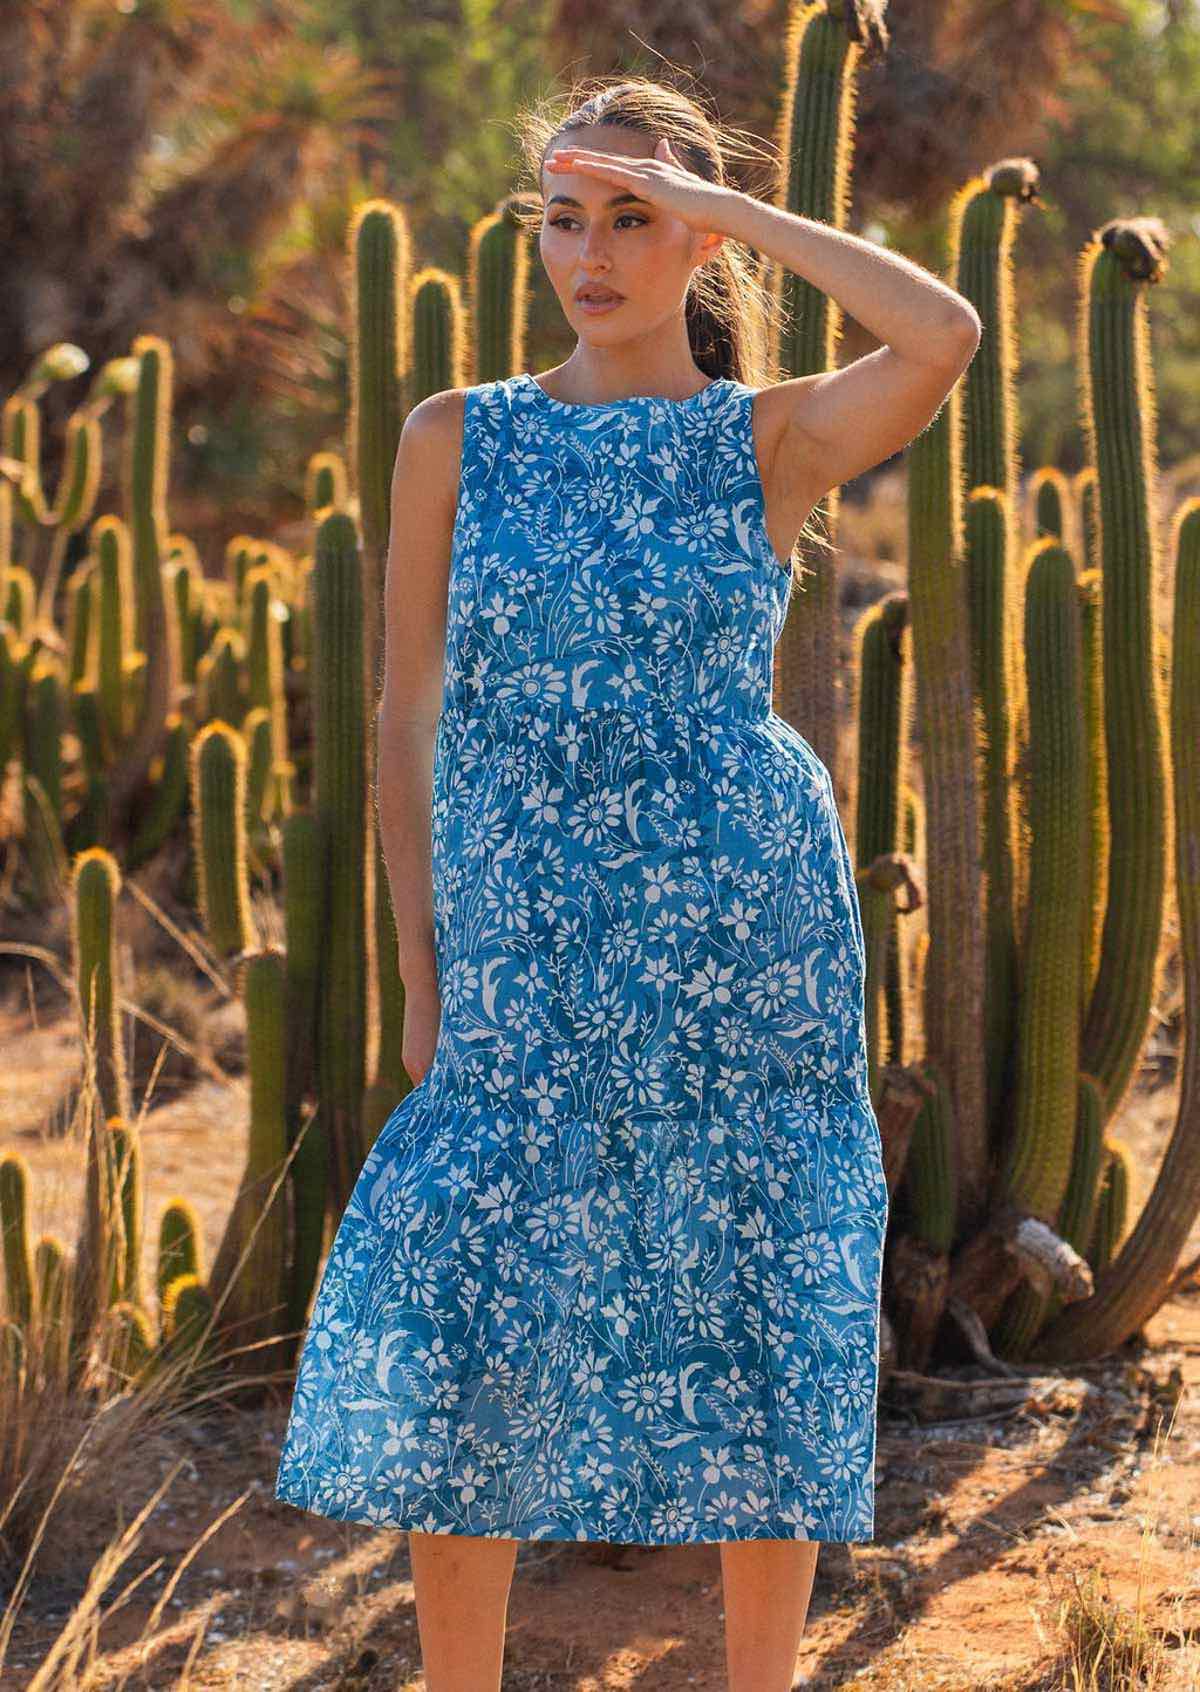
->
xmin=273 ymin=1483 xmax=874 ymax=1545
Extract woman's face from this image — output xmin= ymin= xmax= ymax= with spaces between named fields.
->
xmin=538 ymin=124 xmax=715 ymax=341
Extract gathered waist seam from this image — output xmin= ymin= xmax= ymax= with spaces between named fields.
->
xmin=440 ymin=694 xmax=772 ymax=727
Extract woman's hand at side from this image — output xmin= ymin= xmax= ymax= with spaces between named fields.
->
xmin=376 ymin=385 xmax=468 ymax=1084
xmin=400 ymin=951 xmax=443 ymax=1085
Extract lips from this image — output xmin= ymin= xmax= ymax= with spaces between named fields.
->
xmin=575 ymin=286 xmax=623 ymax=303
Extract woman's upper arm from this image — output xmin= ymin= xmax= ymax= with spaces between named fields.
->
xmin=379 ymin=387 xmax=467 ymax=730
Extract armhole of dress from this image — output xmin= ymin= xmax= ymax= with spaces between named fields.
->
xmin=450 ymin=384 xmax=482 ymax=560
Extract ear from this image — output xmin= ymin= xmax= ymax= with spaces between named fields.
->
xmin=694 ymin=229 xmax=727 ymax=267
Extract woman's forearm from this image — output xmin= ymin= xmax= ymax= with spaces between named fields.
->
xmin=375 ymin=712 xmax=439 ymax=982
xmin=722 ymin=193 xmax=980 ymax=363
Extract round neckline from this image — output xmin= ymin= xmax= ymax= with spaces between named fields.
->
xmin=520 ymin=370 xmax=728 ymax=413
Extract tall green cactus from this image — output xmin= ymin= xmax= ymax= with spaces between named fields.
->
xmin=69 ymin=1115 xmax=130 ymax=1381
xmin=245 ymin=565 xmax=287 ymax=766
xmin=1 ymin=622 xmax=29 ymax=777
xmin=34 ymin=1237 xmax=72 ymax=1380
xmin=1076 ymin=569 xmax=1108 ymax=1014
xmin=66 ymin=556 xmax=94 ymax=689
xmin=1059 ymin=1079 xmax=1107 ymax=1258
xmin=952 ymin=158 xmax=1038 ymax=1158
xmin=22 ymin=770 xmax=68 ymax=908
xmin=1086 ymin=1139 xmax=1131 ymax=1275
xmin=905 ymin=377 xmax=988 ymax=1232
xmin=1 ymin=1154 xmax=35 ymax=1328
xmin=1030 ymin=467 xmax=1069 ymax=542
xmin=1076 ymin=219 xmax=1171 ymax=1122
xmin=190 ymin=720 xmax=256 ymax=958
xmin=160 ymin=1275 xmax=217 ymax=1370
xmin=312 ymin=513 xmax=368 ymax=1211
xmin=993 ymin=1073 xmax=1107 ymax=1359
xmin=99 ymin=1300 xmax=155 ymax=1388
xmin=1032 ymin=496 xmax=1200 ymax=1359
xmin=210 ymin=947 xmax=290 ymax=1373
xmin=2 ymin=345 xmax=102 ymax=632
xmin=963 ymin=488 xmax=1021 ymax=1148
xmin=157 ymin=1198 xmax=203 ymax=1314
xmin=351 ymin=205 xmax=417 ymax=1134
xmin=71 ymin=847 xmax=131 ymax=1125
xmin=24 ymin=656 xmax=64 ymax=818
xmin=889 ymin=1060 xmax=956 ymax=1371
xmin=126 ymin=712 xmax=190 ymax=871
xmin=70 ymin=682 xmax=111 ymax=848
xmin=351 ymin=201 xmax=409 ymax=596
xmin=410 ymin=268 xmax=467 ymax=403
xmin=306 ymin=452 xmax=348 ymax=517
xmin=851 ymin=591 xmax=912 ymax=1074
xmin=94 ymin=518 xmax=134 ymax=757
xmin=243 ymin=706 xmax=275 ymax=839
xmin=108 ymin=1119 xmax=145 ymax=1307
xmin=170 ymin=554 xmax=203 ymax=685
xmin=1000 ymin=539 xmax=1087 ymax=1222
xmin=2 ymin=567 xmax=35 ymax=635
xmin=901 ymin=1059 xmax=957 ymax=1254
xmin=1074 ymin=464 xmax=1101 ymax=573
xmin=771 ymin=2 xmax=888 ymax=788
xmin=201 ymin=629 xmax=246 ymax=730
xmin=281 ymin=811 xmax=330 ymax=1361
xmin=954 ymin=160 xmax=1037 ymax=930
xmin=469 ymin=203 xmax=529 ymax=386
xmin=350 ymin=206 xmax=407 ymax=1145
xmin=108 ymin=335 xmax=176 ymax=834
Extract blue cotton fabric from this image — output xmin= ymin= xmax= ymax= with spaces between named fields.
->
xmin=274 ymin=371 xmax=889 ymax=1544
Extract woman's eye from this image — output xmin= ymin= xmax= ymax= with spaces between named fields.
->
xmin=548 ymin=214 xmax=645 ymax=232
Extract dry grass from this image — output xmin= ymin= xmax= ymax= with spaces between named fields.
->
xmin=1053 ymin=1564 xmax=1171 ymax=1688
xmin=0 ymin=958 xmax=313 ymax=1690
xmin=1036 ymin=1401 xmax=1189 ymax=1692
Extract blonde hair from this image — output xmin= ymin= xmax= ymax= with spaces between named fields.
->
xmin=510 ymin=71 xmax=832 ymax=578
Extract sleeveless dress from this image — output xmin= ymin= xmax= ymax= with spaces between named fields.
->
xmin=274 ymin=370 xmax=889 ymax=1545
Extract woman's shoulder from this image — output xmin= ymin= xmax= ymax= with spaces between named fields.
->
xmin=403 ymin=378 xmax=517 ymax=447
xmin=398 ymin=378 xmax=518 ymax=496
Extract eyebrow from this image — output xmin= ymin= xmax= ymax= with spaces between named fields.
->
xmin=544 ymin=192 xmax=651 ymax=209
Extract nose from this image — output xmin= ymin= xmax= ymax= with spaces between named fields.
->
xmin=579 ymin=229 xmax=611 ymax=266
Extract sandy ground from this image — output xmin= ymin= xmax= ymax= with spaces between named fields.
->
xmin=1 ymin=953 xmax=1198 ymax=1690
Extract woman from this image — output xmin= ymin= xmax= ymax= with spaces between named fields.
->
xmin=275 ymin=74 xmax=980 ymax=1691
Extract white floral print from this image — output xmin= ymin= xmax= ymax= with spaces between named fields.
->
xmin=275 ymin=372 xmax=889 ymax=1544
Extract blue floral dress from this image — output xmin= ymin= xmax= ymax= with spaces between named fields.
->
xmin=274 ymin=370 xmax=889 ymax=1544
